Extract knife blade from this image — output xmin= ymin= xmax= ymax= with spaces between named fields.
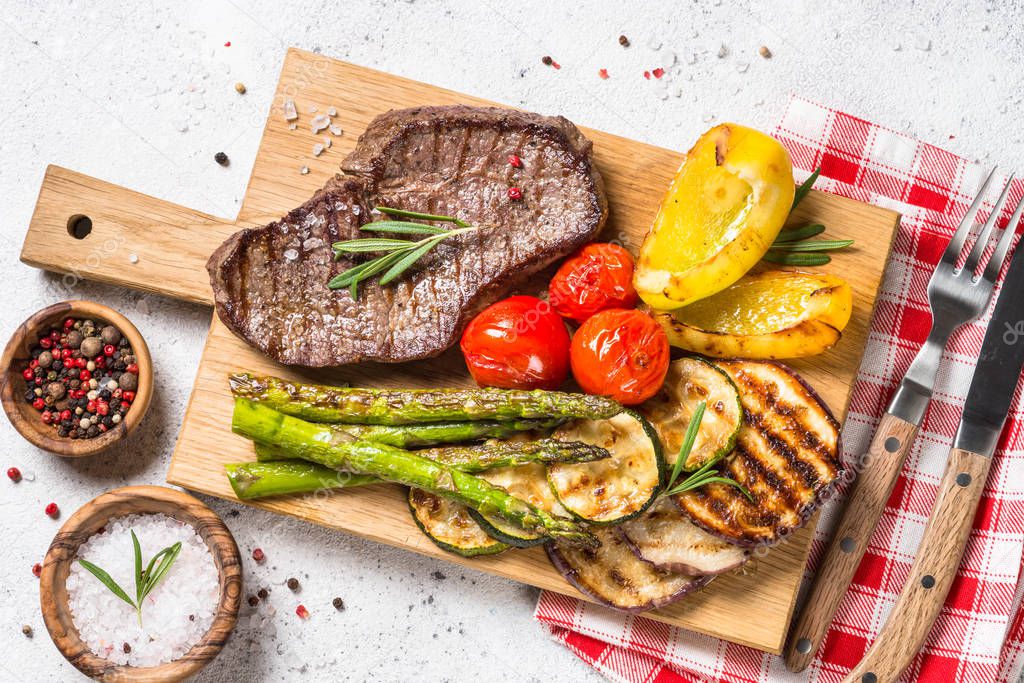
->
xmin=845 ymin=233 xmax=1024 ymax=683
xmin=954 ymin=253 xmax=1024 ymax=457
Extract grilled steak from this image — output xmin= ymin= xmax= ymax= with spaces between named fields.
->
xmin=674 ymin=360 xmax=842 ymax=547
xmin=208 ymin=105 xmax=607 ymax=366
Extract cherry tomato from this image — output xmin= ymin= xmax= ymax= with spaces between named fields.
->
xmin=548 ymin=243 xmax=638 ymax=323
xmin=570 ymin=308 xmax=669 ymax=405
xmin=460 ymin=295 xmax=570 ymax=390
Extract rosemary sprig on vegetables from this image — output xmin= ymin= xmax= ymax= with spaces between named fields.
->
xmin=328 ymin=206 xmax=479 ymax=298
xmin=791 ymin=167 xmax=820 ymax=209
xmin=77 ymin=530 xmax=182 ymax=626
xmin=762 ymin=168 xmax=854 ymax=266
xmin=661 ymin=401 xmax=752 ymax=500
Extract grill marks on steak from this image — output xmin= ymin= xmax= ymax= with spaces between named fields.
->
xmin=208 ymin=105 xmax=607 ymax=367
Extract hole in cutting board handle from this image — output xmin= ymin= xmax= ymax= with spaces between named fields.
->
xmin=67 ymin=215 xmax=93 ymax=239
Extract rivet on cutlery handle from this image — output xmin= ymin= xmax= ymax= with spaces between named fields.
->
xmin=843 ymin=448 xmax=991 ymax=683
xmin=784 ymin=413 xmax=918 ymax=673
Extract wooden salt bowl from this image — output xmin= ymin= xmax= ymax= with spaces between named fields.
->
xmin=39 ymin=485 xmax=243 ymax=681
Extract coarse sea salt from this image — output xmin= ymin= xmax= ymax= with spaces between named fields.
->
xmin=66 ymin=513 xmax=220 ymax=668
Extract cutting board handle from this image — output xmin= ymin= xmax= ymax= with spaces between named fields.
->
xmin=20 ymin=165 xmax=241 ymax=306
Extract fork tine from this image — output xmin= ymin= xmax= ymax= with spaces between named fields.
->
xmin=942 ymin=167 xmax=998 ymax=266
xmin=965 ymin=175 xmax=1014 ymax=274
xmin=983 ymin=191 xmax=1024 ymax=283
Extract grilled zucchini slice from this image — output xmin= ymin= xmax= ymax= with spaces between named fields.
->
xmin=547 ymin=411 xmax=662 ymax=525
xmin=675 ymin=360 xmax=842 ymax=546
xmin=408 ymin=488 xmax=510 ymax=557
xmin=547 ymin=527 xmax=708 ymax=612
xmin=639 ymin=357 xmax=742 ymax=471
xmin=619 ymin=499 xmax=747 ymax=575
xmin=469 ymin=463 xmax=569 ymax=548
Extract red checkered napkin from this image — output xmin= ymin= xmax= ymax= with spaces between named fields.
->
xmin=535 ymin=95 xmax=1024 ymax=683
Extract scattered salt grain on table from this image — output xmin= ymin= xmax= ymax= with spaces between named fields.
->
xmin=66 ymin=514 xmax=220 ymax=668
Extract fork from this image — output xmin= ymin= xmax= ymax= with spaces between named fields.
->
xmin=785 ymin=169 xmax=1024 ymax=673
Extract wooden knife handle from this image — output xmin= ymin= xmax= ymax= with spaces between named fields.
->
xmin=20 ymin=165 xmax=238 ymax=305
xmin=843 ymin=448 xmax=991 ymax=682
xmin=785 ymin=412 xmax=918 ymax=672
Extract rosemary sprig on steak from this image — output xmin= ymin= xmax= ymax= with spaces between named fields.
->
xmin=328 ymin=206 xmax=479 ymax=298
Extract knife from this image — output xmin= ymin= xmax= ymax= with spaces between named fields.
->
xmin=844 ymin=238 xmax=1024 ymax=683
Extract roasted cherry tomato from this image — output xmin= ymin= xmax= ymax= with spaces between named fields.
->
xmin=570 ymin=308 xmax=669 ymax=405
xmin=548 ymin=243 xmax=639 ymax=323
xmin=460 ymin=295 xmax=570 ymax=390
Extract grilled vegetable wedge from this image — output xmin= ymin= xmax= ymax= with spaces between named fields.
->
xmin=547 ymin=527 xmax=709 ymax=612
xmin=409 ymin=489 xmax=510 ymax=557
xmin=639 ymin=357 xmax=741 ymax=471
xmin=675 ymin=360 xmax=841 ymax=546
xmin=653 ymin=271 xmax=852 ymax=359
xmin=230 ymin=373 xmax=622 ymax=424
xmin=548 ymin=411 xmax=663 ymax=524
xmin=469 ymin=463 xmax=569 ymax=547
xmin=619 ymin=499 xmax=747 ymax=575
xmin=634 ymin=124 xmax=795 ymax=310
xmin=232 ymin=399 xmax=597 ymax=547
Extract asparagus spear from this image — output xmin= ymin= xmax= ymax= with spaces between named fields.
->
xmin=232 ymin=399 xmax=597 ymax=546
xmin=229 ymin=373 xmax=622 ymax=425
xmin=226 ymin=461 xmax=378 ymax=500
xmin=243 ymin=437 xmax=609 ymax=498
xmin=262 ymin=418 xmax=569 ymax=449
xmin=256 ymin=437 xmax=608 ymax=468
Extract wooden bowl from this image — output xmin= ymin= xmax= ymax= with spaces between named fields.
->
xmin=0 ymin=300 xmax=153 ymax=457
xmin=40 ymin=485 xmax=243 ymax=682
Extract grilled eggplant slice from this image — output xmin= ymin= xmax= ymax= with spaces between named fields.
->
xmin=619 ymin=499 xmax=748 ymax=575
xmin=675 ymin=360 xmax=841 ymax=546
xmin=547 ymin=527 xmax=709 ymax=612
xmin=408 ymin=488 xmax=510 ymax=557
xmin=639 ymin=357 xmax=742 ymax=471
xmin=469 ymin=463 xmax=569 ymax=548
xmin=547 ymin=411 xmax=663 ymax=524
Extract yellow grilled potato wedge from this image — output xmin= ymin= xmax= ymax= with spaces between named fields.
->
xmin=634 ymin=123 xmax=795 ymax=310
xmin=653 ymin=270 xmax=852 ymax=359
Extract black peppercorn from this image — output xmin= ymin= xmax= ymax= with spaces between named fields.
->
xmin=332 ymin=597 xmax=345 ymax=611
xmin=618 ymin=34 xmax=630 ymax=47
xmin=257 ymin=588 xmax=269 ymax=600
xmin=247 ymin=595 xmax=259 ymax=607
xmin=541 ymin=55 xmax=553 ymax=66
xmin=214 ymin=152 xmax=229 ymax=166
xmin=286 ymin=577 xmax=300 ymax=591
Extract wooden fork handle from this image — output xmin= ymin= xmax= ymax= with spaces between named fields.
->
xmin=843 ymin=448 xmax=991 ymax=682
xmin=785 ymin=412 xmax=919 ymax=672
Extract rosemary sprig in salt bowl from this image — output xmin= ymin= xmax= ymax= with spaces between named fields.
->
xmin=77 ymin=529 xmax=182 ymax=626
xmin=327 ymin=206 xmax=480 ymax=298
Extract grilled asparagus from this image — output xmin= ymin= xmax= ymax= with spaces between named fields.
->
xmin=255 ymin=437 xmax=608 ymax=469
xmin=232 ymin=399 xmax=597 ymax=546
xmin=229 ymin=373 xmax=621 ymax=425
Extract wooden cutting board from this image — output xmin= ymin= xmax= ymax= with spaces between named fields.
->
xmin=20 ymin=48 xmax=900 ymax=654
